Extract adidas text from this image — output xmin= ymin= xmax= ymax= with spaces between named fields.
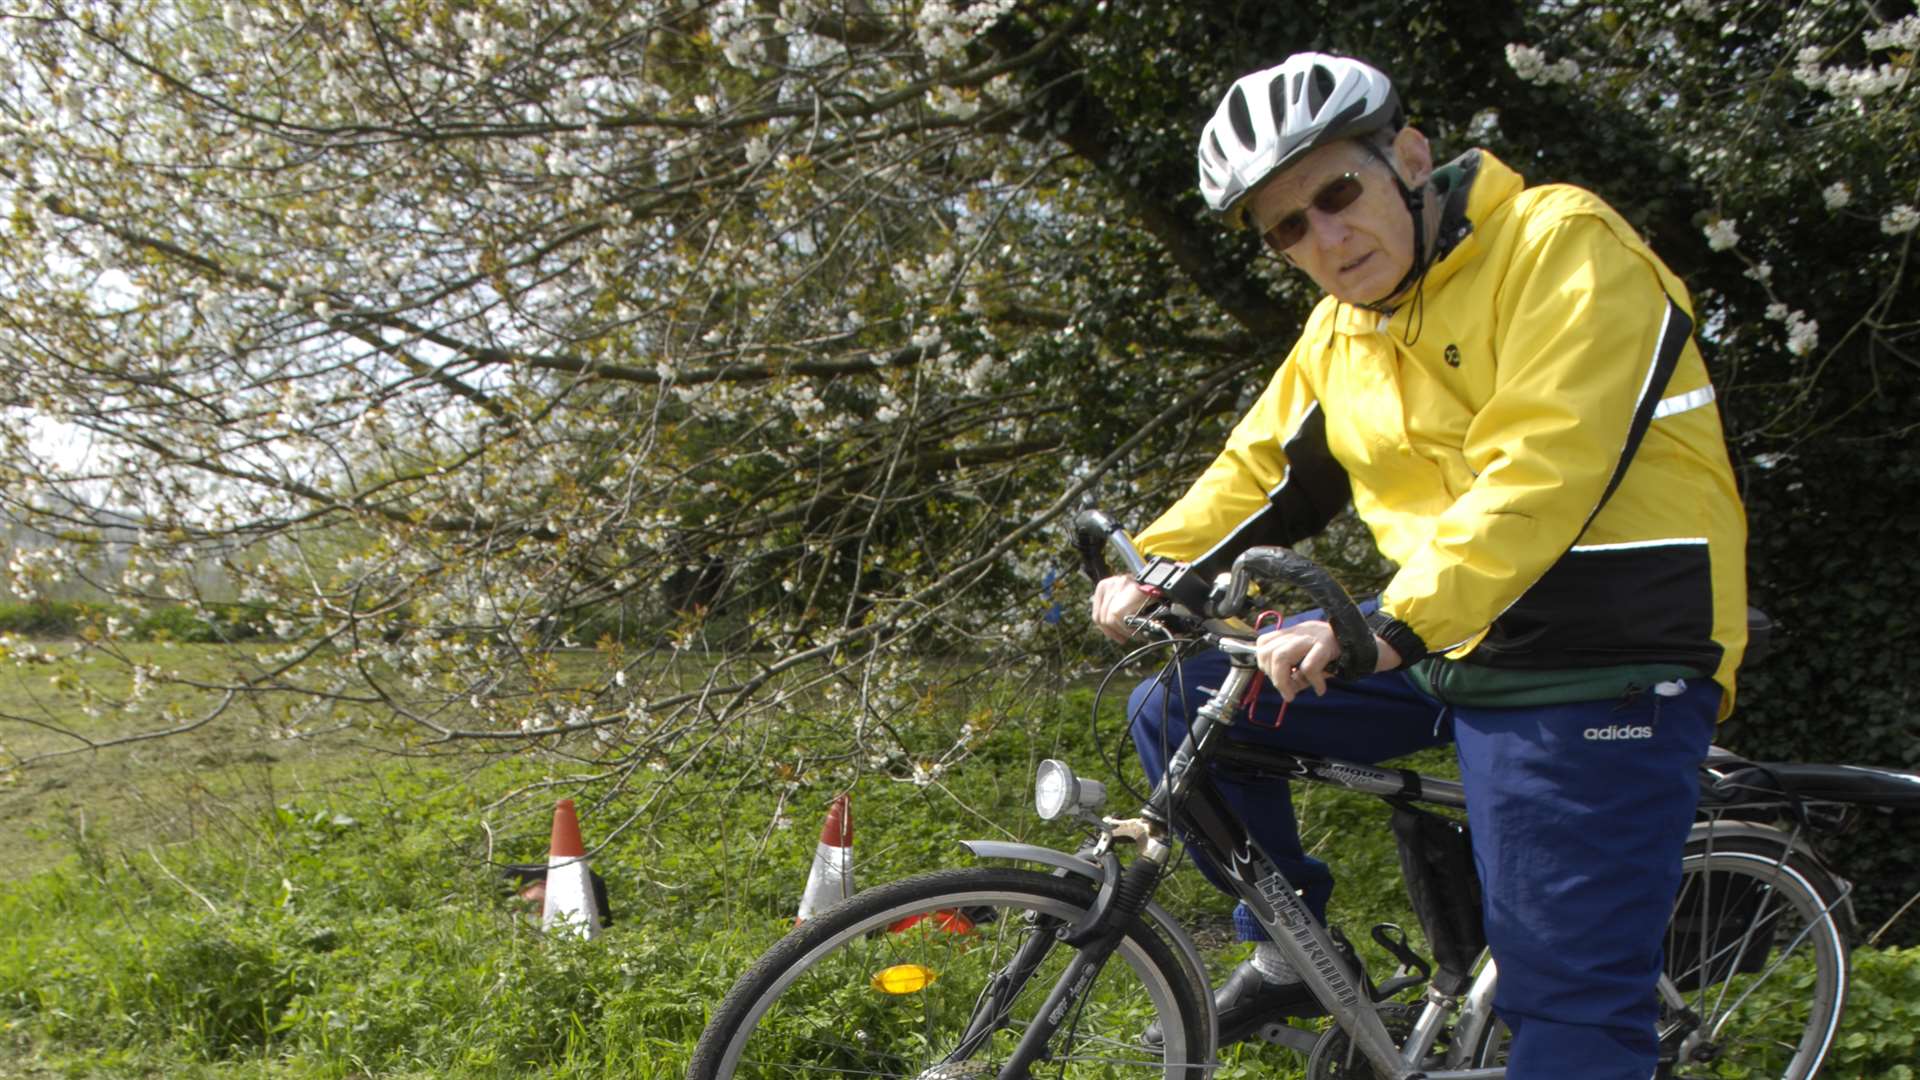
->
xmin=1585 ymin=724 xmax=1654 ymax=741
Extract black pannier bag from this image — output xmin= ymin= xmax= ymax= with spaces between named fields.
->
xmin=1389 ymin=802 xmax=1486 ymax=995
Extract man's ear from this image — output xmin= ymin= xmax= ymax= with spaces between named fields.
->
xmin=1392 ymin=126 xmax=1433 ymax=187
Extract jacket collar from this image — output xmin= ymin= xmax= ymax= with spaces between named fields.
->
xmin=1330 ymin=149 xmax=1526 ymax=337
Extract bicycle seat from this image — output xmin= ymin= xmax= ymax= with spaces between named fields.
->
xmin=1710 ymin=761 xmax=1920 ymax=809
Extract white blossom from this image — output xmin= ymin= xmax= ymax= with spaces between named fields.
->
xmin=1784 ymin=310 xmax=1819 ymax=358
xmin=1794 ymin=52 xmax=1909 ymax=98
xmin=1702 ymin=218 xmax=1740 ymax=252
xmin=1863 ymin=14 xmax=1920 ymax=52
xmin=1505 ymin=43 xmax=1582 ymax=86
xmin=1880 ymin=204 xmax=1919 ymax=236
xmin=914 ymin=0 xmax=1015 ymax=64
xmin=1822 ymin=182 xmax=1852 ymax=210
xmin=926 ymin=84 xmax=978 ymax=119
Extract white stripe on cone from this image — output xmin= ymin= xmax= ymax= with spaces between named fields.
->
xmin=542 ymin=799 xmax=601 ymax=939
xmin=795 ymin=793 xmax=853 ymax=923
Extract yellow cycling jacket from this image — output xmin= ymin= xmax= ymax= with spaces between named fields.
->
xmin=1134 ymin=150 xmax=1748 ymax=713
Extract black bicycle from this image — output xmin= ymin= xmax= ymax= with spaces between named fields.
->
xmin=689 ymin=510 xmax=1920 ymax=1079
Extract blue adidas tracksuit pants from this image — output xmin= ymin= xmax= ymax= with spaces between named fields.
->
xmin=1129 ymin=644 xmax=1716 ymax=1080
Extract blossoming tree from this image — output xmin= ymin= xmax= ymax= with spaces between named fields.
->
xmin=0 ymin=2 xmax=1914 ymax=919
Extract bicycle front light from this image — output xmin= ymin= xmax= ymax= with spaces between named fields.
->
xmin=1034 ymin=759 xmax=1107 ymax=821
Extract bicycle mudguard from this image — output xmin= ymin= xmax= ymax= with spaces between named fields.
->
xmin=1687 ymin=820 xmax=1859 ymax=938
xmin=959 ymin=839 xmax=1219 ymax=1049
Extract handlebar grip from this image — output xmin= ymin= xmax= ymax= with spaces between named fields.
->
xmin=1072 ymin=508 xmax=1146 ymax=582
xmin=1223 ymin=546 xmax=1377 ymax=677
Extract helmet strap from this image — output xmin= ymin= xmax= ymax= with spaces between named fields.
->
xmin=1358 ymin=140 xmax=1433 ymax=342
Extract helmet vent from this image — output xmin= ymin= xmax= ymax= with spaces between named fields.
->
xmin=1310 ymin=65 xmax=1335 ymax=113
xmin=1325 ymin=98 xmax=1367 ymax=133
xmin=1227 ymin=87 xmax=1256 ymax=149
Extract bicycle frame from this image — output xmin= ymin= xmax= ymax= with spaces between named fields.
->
xmin=957 ymin=629 xmax=1503 ymax=1078
xmin=1151 ymin=640 xmax=1502 ymax=1078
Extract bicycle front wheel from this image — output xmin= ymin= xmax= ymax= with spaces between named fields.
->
xmin=1471 ymin=831 xmax=1849 ymax=1079
xmin=689 ymin=866 xmax=1211 ymax=1080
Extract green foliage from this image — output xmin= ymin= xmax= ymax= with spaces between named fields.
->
xmin=135 ymin=602 xmax=272 ymax=644
xmin=3 ymin=673 xmax=1919 ymax=1077
xmin=0 ymin=600 xmax=130 ymax=638
xmin=0 ymin=600 xmax=272 ymax=642
xmin=135 ymin=915 xmax=319 ymax=1058
xmin=1828 ymin=946 xmax=1920 ymax=1078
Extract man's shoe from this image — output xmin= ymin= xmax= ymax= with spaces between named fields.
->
xmin=1141 ymin=958 xmax=1326 ymax=1050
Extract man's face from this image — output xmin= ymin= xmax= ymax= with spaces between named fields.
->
xmin=1247 ymin=134 xmax=1427 ymax=307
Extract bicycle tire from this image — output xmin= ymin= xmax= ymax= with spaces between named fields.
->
xmin=1470 ymin=832 xmax=1849 ymax=1078
xmin=689 ymin=866 xmax=1211 ymax=1080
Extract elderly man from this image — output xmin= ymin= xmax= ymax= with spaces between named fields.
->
xmin=1093 ymin=53 xmax=1747 ymax=1078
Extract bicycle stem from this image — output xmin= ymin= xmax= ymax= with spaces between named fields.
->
xmin=1145 ymin=646 xmax=1262 ymax=821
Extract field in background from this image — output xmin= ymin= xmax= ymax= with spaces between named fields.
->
xmin=3 ymin=644 xmax=1916 ymax=1078
xmin=0 ymin=642 xmax=379 ymax=879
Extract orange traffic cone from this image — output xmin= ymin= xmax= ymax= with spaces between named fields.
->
xmin=541 ymin=799 xmax=602 ymax=939
xmin=795 ymin=793 xmax=854 ymax=922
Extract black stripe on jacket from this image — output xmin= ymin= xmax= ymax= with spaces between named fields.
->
xmin=1191 ymin=402 xmax=1351 ymax=580
xmin=1583 ymin=297 xmax=1691 ymax=533
xmin=1467 ymin=541 xmax=1723 ymax=674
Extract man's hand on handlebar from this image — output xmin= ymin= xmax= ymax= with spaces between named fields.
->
xmin=1255 ymin=618 xmax=1403 ymax=701
xmin=1090 ymin=573 xmax=1155 ymax=643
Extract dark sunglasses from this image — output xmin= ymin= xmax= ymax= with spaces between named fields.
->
xmin=1260 ymin=172 xmax=1365 ymax=254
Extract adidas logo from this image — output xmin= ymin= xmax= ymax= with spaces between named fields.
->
xmin=1584 ymin=724 xmax=1654 ymax=741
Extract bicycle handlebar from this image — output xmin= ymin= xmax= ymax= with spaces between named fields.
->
xmin=1222 ymin=546 xmax=1377 ymax=677
xmin=1072 ymin=508 xmax=1146 ymax=580
xmin=1071 ymin=509 xmax=1377 ymax=676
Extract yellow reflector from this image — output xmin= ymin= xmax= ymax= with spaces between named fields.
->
xmin=871 ymin=963 xmax=937 ymax=995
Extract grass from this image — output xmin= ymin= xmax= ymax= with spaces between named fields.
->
xmin=2 ymin=644 xmax=1917 ymax=1077
xmin=0 ymin=640 xmax=385 ymax=878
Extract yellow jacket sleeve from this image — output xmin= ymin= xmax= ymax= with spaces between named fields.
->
xmin=1133 ymin=324 xmax=1351 ymax=577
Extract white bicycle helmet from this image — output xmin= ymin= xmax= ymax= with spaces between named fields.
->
xmin=1197 ymin=53 xmax=1402 ymax=223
